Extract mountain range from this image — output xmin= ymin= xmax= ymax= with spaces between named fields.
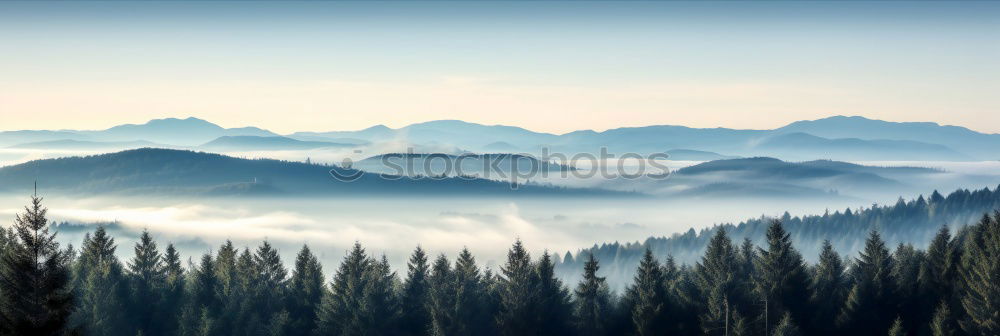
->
xmin=2 ymin=115 xmax=998 ymax=161
xmin=0 ymin=148 xmax=609 ymax=197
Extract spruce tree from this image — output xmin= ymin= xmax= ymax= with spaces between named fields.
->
xmin=427 ymin=254 xmax=456 ymax=336
xmin=161 ymin=243 xmax=185 ymax=336
xmin=0 ymin=195 xmax=74 ymax=335
xmin=126 ymin=230 xmax=167 ymax=336
xmin=920 ymin=225 xmax=956 ymax=307
xmin=624 ymin=249 xmax=668 ymax=335
xmin=361 ymin=255 xmax=402 ymax=334
xmin=891 ymin=243 xmax=924 ymax=333
xmin=753 ymin=220 xmax=810 ymax=334
xmin=573 ymin=254 xmax=612 ymax=336
xmin=400 ymin=246 xmax=431 ymax=336
xmin=838 ymin=231 xmax=897 ymax=335
xmin=772 ymin=312 xmax=801 ymax=336
xmin=316 ymin=242 xmax=372 ymax=335
xmin=808 ymin=240 xmax=846 ymax=336
xmin=453 ymin=248 xmax=492 ymax=335
xmin=182 ymin=253 xmax=221 ymax=336
xmin=286 ymin=245 xmax=324 ymax=336
xmin=253 ymin=241 xmax=288 ymax=329
xmin=929 ymin=301 xmax=955 ymax=336
xmin=71 ymin=226 xmax=130 ymax=336
xmin=214 ymin=241 xmax=239 ymax=307
xmin=958 ymin=212 xmax=1000 ymax=334
xmin=887 ymin=317 xmax=904 ymax=336
xmin=535 ymin=251 xmax=573 ymax=335
xmin=496 ymin=240 xmax=539 ymax=336
xmin=695 ymin=229 xmax=747 ymax=335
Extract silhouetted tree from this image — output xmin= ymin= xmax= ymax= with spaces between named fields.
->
xmin=573 ymin=254 xmax=612 ymax=336
xmin=286 ymin=245 xmax=323 ymax=336
xmin=127 ymin=230 xmax=167 ymax=336
xmin=0 ymin=195 xmax=74 ymax=335
xmin=400 ymin=246 xmax=430 ymax=336
xmin=753 ymin=220 xmax=810 ymax=334
xmin=624 ymin=249 xmax=668 ymax=335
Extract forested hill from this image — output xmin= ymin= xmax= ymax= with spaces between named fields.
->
xmin=557 ymin=185 xmax=1000 ymax=288
xmin=0 ymin=148 xmax=610 ymax=197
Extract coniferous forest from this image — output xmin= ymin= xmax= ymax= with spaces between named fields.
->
xmin=1 ymin=195 xmax=999 ymax=336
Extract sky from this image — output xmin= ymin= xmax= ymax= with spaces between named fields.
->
xmin=1 ymin=1 xmax=998 ymax=135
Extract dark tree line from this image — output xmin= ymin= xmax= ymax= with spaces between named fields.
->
xmin=558 ymin=186 xmax=1000 ymax=288
xmin=1 ymin=195 xmax=999 ymax=335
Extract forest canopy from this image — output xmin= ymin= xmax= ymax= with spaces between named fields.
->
xmin=0 ymin=195 xmax=998 ymax=335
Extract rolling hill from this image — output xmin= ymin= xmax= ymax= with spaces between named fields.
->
xmin=0 ymin=148 xmax=607 ymax=197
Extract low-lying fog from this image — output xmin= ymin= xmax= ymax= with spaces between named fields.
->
xmin=0 ymin=189 xmax=985 ymax=277
xmin=2 ymin=145 xmax=999 ymax=280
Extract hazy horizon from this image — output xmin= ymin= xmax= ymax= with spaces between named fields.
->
xmin=2 ymin=1 xmax=998 ymax=134
xmin=1 ymin=114 xmax=999 ymax=136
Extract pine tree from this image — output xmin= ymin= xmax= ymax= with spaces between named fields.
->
xmin=214 ymin=241 xmax=239 ymax=306
xmin=182 ymin=253 xmax=221 ymax=336
xmin=920 ymin=226 xmax=956 ymax=308
xmin=573 ymin=254 xmax=612 ymax=336
xmin=0 ymin=195 xmax=74 ymax=335
xmin=808 ymin=240 xmax=846 ymax=336
xmin=496 ymin=240 xmax=539 ymax=336
xmin=362 ymin=255 xmax=402 ymax=334
xmin=891 ymin=243 xmax=924 ymax=333
xmin=959 ymin=212 xmax=1000 ymax=334
xmin=624 ymin=249 xmax=668 ymax=335
xmin=161 ymin=243 xmax=185 ymax=336
xmin=71 ymin=226 xmax=130 ymax=336
xmin=753 ymin=220 xmax=811 ymax=334
xmin=253 ymin=241 xmax=288 ymax=328
xmin=772 ymin=312 xmax=801 ymax=336
xmin=695 ymin=229 xmax=747 ymax=335
xmin=887 ymin=317 xmax=904 ymax=336
xmin=286 ymin=245 xmax=324 ymax=336
xmin=929 ymin=301 xmax=955 ymax=336
xmin=427 ymin=254 xmax=456 ymax=336
xmin=127 ymin=230 xmax=167 ymax=336
xmin=400 ymin=246 xmax=431 ymax=336
xmin=535 ymin=251 xmax=573 ymax=335
xmin=452 ymin=248 xmax=492 ymax=335
xmin=316 ymin=242 xmax=372 ymax=335
xmin=838 ymin=231 xmax=897 ymax=335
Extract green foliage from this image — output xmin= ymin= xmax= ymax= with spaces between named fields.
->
xmin=753 ymin=220 xmax=811 ymax=333
xmin=808 ymin=240 xmax=846 ymax=336
xmin=0 ymin=195 xmax=74 ymax=335
xmin=286 ymin=245 xmax=323 ymax=336
xmin=2 ymin=195 xmax=1000 ymax=336
xmin=772 ymin=312 xmax=801 ymax=336
xmin=929 ymin=301 xmax=955 ymax=336
xmin=70 ymin=226 xmax=130 ymax=336
xmin=496 ymin=240 xmax=539 ymax=335
xmin=837 ymin=231 xmax=897 ymax=334
xmin=572 ymin=254 xmax=612 ymax=336
xmin=400 ymin=246 xmax=430 ymax=336
xmin=695 ymin=229 xmax=748 ymax=335
xmin=624 ymin=249 xmax=667 ymax=335
xmin=887 ymin=317 xmax=904 ymax=336
xmin=127 ymin=230 xmax=168 ymax=336
xmin=959 ymin=212 xmax=1000 ymax=334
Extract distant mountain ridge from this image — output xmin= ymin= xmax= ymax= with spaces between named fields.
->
xmin=0 ymin=117 xmax=279 ymax=147
xmin=2 ymin=115 xmax=999 ymax=161
xmin=0 ymin=148 xmax=610 ymax=197
xmin=199 ymin=136 xmax=356 ymax=151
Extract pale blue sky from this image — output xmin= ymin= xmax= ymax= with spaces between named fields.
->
xmin=1 ymin=1 xmax=997 ymax=134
